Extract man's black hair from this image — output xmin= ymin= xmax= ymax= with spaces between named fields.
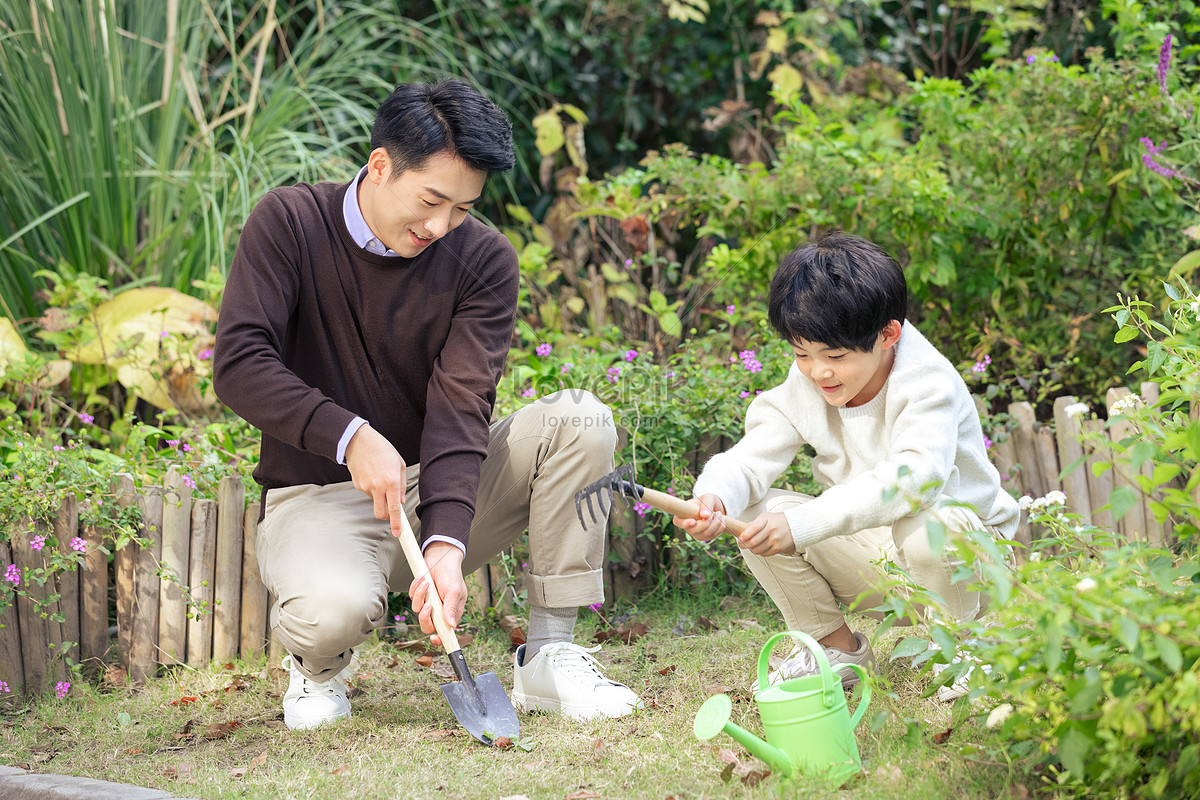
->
xmin=767 ymin=231 xmax=908 ymax=352
xmin=370 ymin=79 xmax=514 ymax=176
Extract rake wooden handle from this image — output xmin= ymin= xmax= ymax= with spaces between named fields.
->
xmin=395 ymin=510 xmax=461 ymax=653
xmin=637 ymin=486 xmax=748 ymax=535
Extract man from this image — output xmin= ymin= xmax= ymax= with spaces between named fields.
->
xmin=214 ymin=79 xmax=640 ymax=730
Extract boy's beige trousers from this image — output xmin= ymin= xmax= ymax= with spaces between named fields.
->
xmin=255 ymin=390 xmax=616 ymax=681
xmin=738 ymin=489 xmax=998 ymax=639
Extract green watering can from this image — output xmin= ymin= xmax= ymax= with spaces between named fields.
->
xmin=693 ymin=631 xmax=872 ymax=784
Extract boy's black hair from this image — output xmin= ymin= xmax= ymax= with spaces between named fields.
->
xmin=767 ymin=231 xmax=908 ymax=352
xmin=370 ymin=80 xmax=514 ymax=176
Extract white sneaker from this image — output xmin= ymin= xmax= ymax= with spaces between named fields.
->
xmin=512 ymin=643 xmax=643 ymax=720
xmin=752 ymin=631 xmax=875 ymax=693
xmin=282 ymin=654 xmax=352 ymax=730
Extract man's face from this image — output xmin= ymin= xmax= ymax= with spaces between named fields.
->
xmin=360 ymin=148 xmax=486 ymax=258
xmin=790 ymin=320 xmax=902 ymax=408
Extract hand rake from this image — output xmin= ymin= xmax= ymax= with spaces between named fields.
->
xmin=574 ymin=462 xmax=748 ymax=534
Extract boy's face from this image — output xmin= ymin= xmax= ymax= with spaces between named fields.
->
xmin=359 ymin=147 xmax=486 ymax=258
xmin=790 ymin=320 xmax=903 ymax=408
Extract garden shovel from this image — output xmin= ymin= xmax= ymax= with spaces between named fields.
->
xmin=395 ymin=510 xmax=520 ymax=746
xmin=574 ymin=462 xmax=748 ymax=535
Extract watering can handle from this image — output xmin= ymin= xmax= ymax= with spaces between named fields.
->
xmin=757 ymin=631 xmax=839 ymax=707
xmin=834 ymin=663 xmax=872 ymax=729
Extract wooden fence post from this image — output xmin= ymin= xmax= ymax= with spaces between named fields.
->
xmin=113 ymin=475 xmax=135 ymax=670
xmin=79 ymin=515 xmax=109 ymax=671
xmin=130 ymin=489 xmax=163 ymax=683
xmin=158 ymin=468 xmax=192 ymax=666
xmin=11 ymin=518 xmax=65 ymax=693
xmin=212 ymin=477 xmax=245 ymax=662
xmin=186 ymin=499 xmax=217 ymax=667
xmin=1106 ymin=387 xmax=1148 ymax=543
xmin=53 ymin=497 xmax=81 ymax=668
xmin=0 ymin=541 xmax=24 ymax=695
xmin=1053 ymin=397 xmax=1092 ymax=523
xmin=239 ymin=501 xmax=268 ymax=661
xmin=1008 ymin=402 xmax=1044 ymax=499
xmin=1082 ymin=418 xmax=1115 ymax=532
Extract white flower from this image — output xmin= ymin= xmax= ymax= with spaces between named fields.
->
xmin=1109 ymin=393 xmax=1144 ymax=417
xmin=1045 ymin=491 xmax=1067 ymax=507
xmin=986 ymin=703 xmax=1013 ymax=729
xmin=1029 ymin=552 xmax=1042 ymax=562
xmin=1076 ymin=577 xmax=1098 ymax=592
xmin=1018 ymin=495 xmax=1033 ymax=510
xmin=1063 ymin=402 xmax=1089 ymax=418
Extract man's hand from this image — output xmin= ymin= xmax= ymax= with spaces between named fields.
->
xmin=673 ymin=494 xmax=728 ymax=542
xmin=409 ymin=541 xmax=467 ymax=648
xmin=736 ymin=512 xmax=796 ymax=556
xmin=346 ymin=423 xmax=407 ymax=529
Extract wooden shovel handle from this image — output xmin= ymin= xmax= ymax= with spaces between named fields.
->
xmin=394 ymin=510 xmax=461 ymax=653
xmin=637 ymin=486 xmax=748 ymax=535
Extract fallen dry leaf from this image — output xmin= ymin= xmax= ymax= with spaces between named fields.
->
xmin=202 ymin=721 xmax=242 ymax=740
xmin=657 ymin=665 xmax=676 ymax=676
xmin=593 ymin=621 xmax=648 ymax=645
xmin=102 ymin=664 xmax=128 ymax=687
xmin=426 ymin=729 xmax=462 ymax=741
xmin=331 ymin=765 xmax=352 ymax=776
xmin=169 ymin=696 xmax=199 ymax=707
xmin=415 ymin=655 xmax=435 ymax=668
xmin=223 ymin=662 xmax=235 ymax=670
xmin=493 ymin=736 xmax=514 ymax=749
xmin=697 ymin=616 xmax=719 ymax=631
xmin=431 ymin=661 xmax=456 ymax=680
xmin=457 ymin=633 xmax=475 ymax=647
xmin=741 ymin=768 xmax=770 ymax=787
xmin=230 ymin=767 xmax=248 ymax=779
xmin=932 ymin=727 xmax=953 ymax=744
xmin=394 ymin=638 xmax=431 ymax=652
xmin=249 ymin=749 xmax=268 ymax=770
xmin=509 ymin=626 xmax=527 ymax=647
xmin=593 ymin=738 xmax=605 ymax=754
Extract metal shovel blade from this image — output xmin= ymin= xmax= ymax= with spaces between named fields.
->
xmin=440 ymin=650 xmax=520 ymax=746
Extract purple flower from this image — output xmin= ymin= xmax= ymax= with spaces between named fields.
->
xmin=78 ymin=412 xmax=94 ymax=424
xmin=633 ymin=501 xmax=651 ymax=517
xmin=30 ymin=535 xmax=46 ymax=552
xmin=726 ymin=304 xmax=736 ymax=313
xmin=182 ymin=475 xmax=197 ymax=490
xmin=159 ymin=330 xmax=170 ymax=340
xmin=1049 ymin=54 xmax=1059 ymax=62
xmin=983 ymin=435 xmax=994 ymax=450
xmin=4 ymin=564 xmax=19 ymax=586
xmin=521 ymin=388 xmax=537 ymax=398
xmin=70 ymin=537 xmax=86 ymax=552
xmin=606 ymin=366 xmax=622 ymax=383
xmin=198 ymin=348 xmax=213 ymax=361
xmin=1158 ymin=34 xmax=1173 ymax=93
xmin=0 ymin=681 xmax=9 ymax=693
xmin=971 ymin=354 xmax=991 ymax=374
xmin=624 ymin=349 xmax=639 ymax=362
xmin=624 ymin=258 xmax=634 ymax=268
xmin=535 ymin=343 xmax=553 ymax=357
xmin=561 ymin=362 xmax=574 ymax=374
xmin=589 ymin=602 xmax=603 ymax=612
xmin=739 ymin=390 xmax=751 ymax=398
xmin=55 ymin=680 xmax=70 ymax=699
xmin=1025 ymin=55 xmax=1036 ymax=64
xmin=166 ymin=439 xmax=180 ymax=447
xmin=739 ymin=350 xmax=763 ymax=373
xmin=665 ymin=370 xmax=676 ymax=379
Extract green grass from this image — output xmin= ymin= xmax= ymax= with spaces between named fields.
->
xmin=0 ymin=592 xmax=1023 ymax=800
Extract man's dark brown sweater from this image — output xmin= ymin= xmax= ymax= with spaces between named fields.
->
xmin=213 ymin=181 xmax=519 ymax=548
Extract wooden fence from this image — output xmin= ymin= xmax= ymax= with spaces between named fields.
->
xmin=0 ymin=387 xmax=1176 ymax=696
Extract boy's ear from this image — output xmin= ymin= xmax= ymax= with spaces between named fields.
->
xmin=881 ymin=319 xmax=903 ymax=349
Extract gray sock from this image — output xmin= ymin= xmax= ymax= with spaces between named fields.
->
xmin=522 ymin=605 xmax=577 ymax=665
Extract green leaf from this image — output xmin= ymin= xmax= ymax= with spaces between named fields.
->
xmin=890 ymin=637 xmax=931 ymax=661
xmin=1113 ymin=326 xmax=1138 ymax=343
xmin=1155 ymin=634 xmax=1182 ymax=672
xmin=1057 ymin=725 xmax=1092 ymax=776
xmin=1117 ymin=616 xmax=1139 ymax=651
xmin=1107 ymin=486 xmax=1139 ymax=522
xmin=925 ymin=520 xmax=947 ymax=556
xmin=1169 ymin=249 xmax=1200 ymax=280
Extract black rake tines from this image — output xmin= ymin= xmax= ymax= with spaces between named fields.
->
xmin=573 ymin=463 xmax=644 ymax=526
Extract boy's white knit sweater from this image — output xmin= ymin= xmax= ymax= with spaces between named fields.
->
xmin=694 ymin=321 xmax=1020 ymax=551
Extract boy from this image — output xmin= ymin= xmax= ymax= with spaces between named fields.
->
xmin=674 ymin=232 xmax=1019 ymax=691
xmin=215 ymin=80 xmax=640 ymax=729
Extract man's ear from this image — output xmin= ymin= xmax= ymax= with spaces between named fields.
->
xmin=881 ymin=319 xmax=903 ymax=349
xmin=365 ymin=147 xmax=391 ymax=185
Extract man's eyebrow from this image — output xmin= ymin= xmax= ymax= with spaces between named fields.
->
xmin=424 ymin=186 xmax=481 ymax=205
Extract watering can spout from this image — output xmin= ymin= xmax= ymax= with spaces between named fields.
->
xmin=693 ymin=695 xmax=794 ymax=776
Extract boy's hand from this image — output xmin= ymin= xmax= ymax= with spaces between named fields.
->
xmin=409 ymin=541 xmax=467 ymax=647
xmin=346 ymin=423 xmax=407 ymax=523
xmin=737 ymin=512 xmax=796 ymax=556
xmin=673 ymin=494 xmax=728 ymax=542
